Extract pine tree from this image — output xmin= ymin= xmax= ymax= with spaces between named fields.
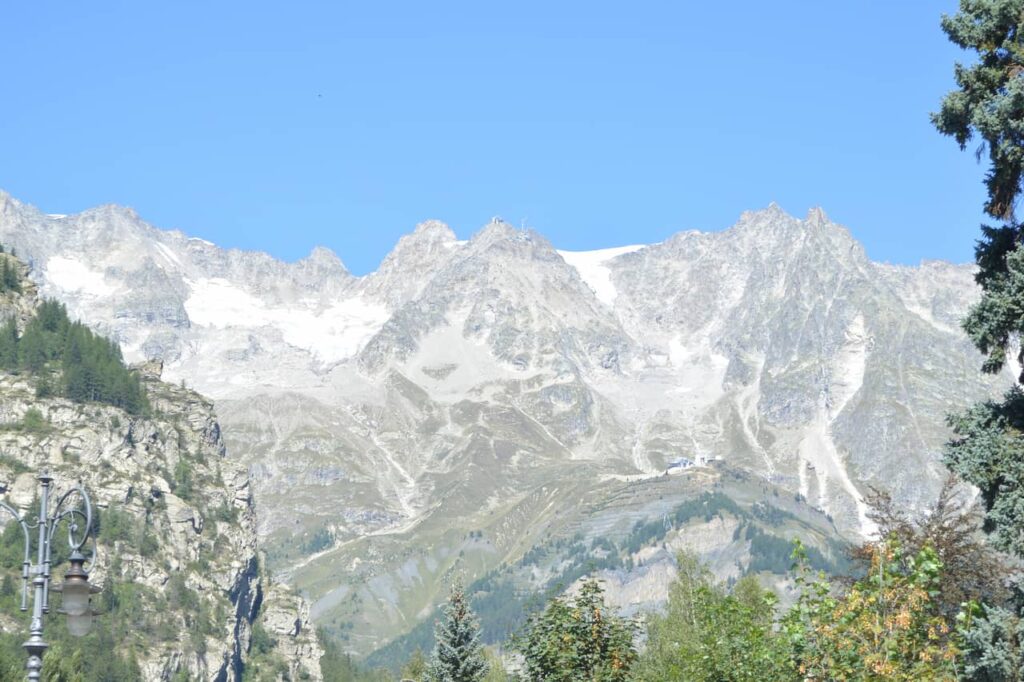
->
xmin=0 ymin=318 xmax=17 ymax=371
xmin=934 ymin=1 xmax=1024 ymax=677
xmin=425 ymin=579 xmax=488 ymax=682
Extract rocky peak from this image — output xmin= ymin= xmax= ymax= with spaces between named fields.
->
xmin=805 ymin=206 xmax=829 ymax=227
xmin=360 ymin=220 xmax=460 ymax=308
xmin=467 ymin=220 xmax=561 ymax=264
xmin=295 ymin=245 xmax=350 ymax=281
xmin=412 ymin=218 xmax=457 ymax=241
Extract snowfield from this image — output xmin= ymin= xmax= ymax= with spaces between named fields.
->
xmin=184 ymin=278 xmax=389 ymax=364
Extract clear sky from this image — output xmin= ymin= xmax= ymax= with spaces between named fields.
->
xmin=0 ymin=1 xmax=989 ymax=274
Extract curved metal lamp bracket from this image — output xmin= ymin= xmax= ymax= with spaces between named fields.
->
xmin=0 ymin=501 xmax=31 ymax=612
xmin=47 ymin=485 xmax=92 ymax=553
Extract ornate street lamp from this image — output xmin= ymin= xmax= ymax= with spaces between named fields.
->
xmin=0 ymin=472 xmax=99 ymax=681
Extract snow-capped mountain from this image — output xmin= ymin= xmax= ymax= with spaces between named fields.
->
xmin=0 ymin=189 xmax=1006 ymax=653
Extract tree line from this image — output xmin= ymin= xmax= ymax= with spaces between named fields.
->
xmin=0 ymin=298 xmax=148 ymax=416
xmin=380 ymin=472 xmax=1008 ymax=682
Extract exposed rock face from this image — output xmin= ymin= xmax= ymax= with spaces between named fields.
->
xmin=0 ymin=255 xmax=38 ymax=330
xmin=259 ymin=583 xmax=324 ymax=681
xmin=0 ymin=190 xmax=1009 ymax=654
xmin=0 ymin=256 xmax=321 ymax=680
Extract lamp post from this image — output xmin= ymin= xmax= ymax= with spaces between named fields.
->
xmin=0 ymin=472 xmax=99 ymax=681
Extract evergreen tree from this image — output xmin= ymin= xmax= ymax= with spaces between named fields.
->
xmin=934 ymin=2 xmax=1024 ymax=677
xmin=426 ymin=579 xmax=488 ymax=682
xmin=0 ymin=259 xmax=19 ymax=293
xmin=0 ymin=318 xmax=17 ymax=371
xmin=41 ymin=644 xmax=86 ymax=682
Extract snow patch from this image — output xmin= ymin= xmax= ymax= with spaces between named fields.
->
xmin=184 ymin=278 xmax=388 ymax=364
xmin=154 ymin=242 xmax=183 ymax=268
xmin=797 ymin=314 xmax=875 ymax=537
xmin=558 ymin=245 xmax=645 ymax=306
xmin=829 ymin=314 xmax=867 ymax=417
xmin=44 ymin=256 xmax=116 ymax=297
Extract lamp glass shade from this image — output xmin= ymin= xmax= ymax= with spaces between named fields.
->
xmin=66 ymin=610 xmax=92 ymax=637
xmin=60 ymin=580 xmax=90 ymax=616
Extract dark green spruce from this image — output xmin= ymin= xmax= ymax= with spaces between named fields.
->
xmin=935 ymin=1 xmax=1024 ymax=678
xmin=2 ymin=297 xmax=148 ymax=415
xmin=425 ymin=580 xmax=488 ymax=682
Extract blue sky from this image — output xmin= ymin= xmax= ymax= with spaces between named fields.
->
xmin=1 ymin=1 xmax=988 ymax=274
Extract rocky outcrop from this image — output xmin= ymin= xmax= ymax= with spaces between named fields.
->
xmin=0 ymin=254 xmax=37 ymax=330
xmin=260 ymin=583 xmax=323 ymax=681
xmin=0 ymin=256 xmax=320 ymax=680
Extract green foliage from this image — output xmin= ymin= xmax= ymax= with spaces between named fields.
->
xmin=1 ymin=297 xmax=148 ymax=414
xmin=173 ymin=457 xmax=194 ymax=501
xmin=935 ymin=4 xmax=1024 ymax=675
xmin=622 ymin=491 xmax=743 ymax=555
xmin=98 ymin=503 xmax=137 ymax=544
xmin=860 ymin=476 xmax=1013 ymax=621
xmin=480 ymin=649 xmax=509 ymax=682
xmin=9 ymin=407 xmax=51 ymax=434
xmin=958 ymin=599 xmax=1024 ymax=681
xmin=633 ymin=541 xmax=965 ymax=681
xmin=0 ymin=639 xmax=21 ymax=681
xmin=318 ymin=628 xmax=392 ymax=681
xmin=426 ymin=579 xmax=488 ymax=682
xmin=633 ymin=553 xmax=786 ymax=681
xmin=401 ymin=648 xmax=428 ymax=680
xmin=963 ymin=243 xmax=1024 ymax=374
xmin=946 ymin=388 xmax=1024 ymax=558
xmin=743 ymin=522 xmax=833 ymax=575
xmin=933 ymin=0 xmax=1024 ymax=221
xmin=781 ymin=540 xmax=960 ymax=681
xmin=242 ymin=622 xmax=291 ymax=682
xmin=515 ymin=579 xmax=636 ymax=682
xmin=0 ymin=318 xmax=17 ymax=370
xmin=251 ymin=622 xmax=276 ymax=656
xmin=302 ymin=526 xmax=333 ymax=555
xmin=369 ymin=491 xmax=846 ymax=670
xmin=0 ymin=258 xmax=20 ymax=293
xmin=42 ymin=644 xmax=86 ymax=682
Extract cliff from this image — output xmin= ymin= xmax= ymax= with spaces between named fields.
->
xmin=0 ymin=250 xmax=322 ymax=680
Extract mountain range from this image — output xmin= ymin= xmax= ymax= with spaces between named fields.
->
xmin=0 ymin=189 xmax=1006 ymax=656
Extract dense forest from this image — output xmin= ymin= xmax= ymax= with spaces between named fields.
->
xmin=0 ymin=259 xmax=148 ymax=416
